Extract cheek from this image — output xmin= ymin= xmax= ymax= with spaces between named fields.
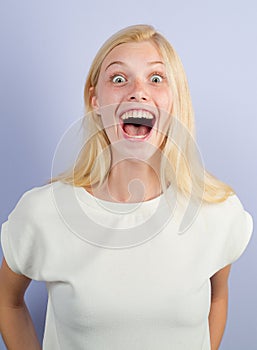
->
xmin=156 ymin=91 xmax=173 ymax=112
xmin=100 ymin=109 xmax=117 ymax=132
xmin=97 ymin=86 xmax=123 ymax=107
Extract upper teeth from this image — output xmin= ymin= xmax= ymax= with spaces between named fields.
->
xmin=120 ymin=110 xmax=154 ymax=120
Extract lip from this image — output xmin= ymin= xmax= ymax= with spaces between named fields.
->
xmin=119 ymin=108 xmax=156 ymax=142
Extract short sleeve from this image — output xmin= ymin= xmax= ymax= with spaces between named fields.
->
xmin=1 ymin=188 xmax=46 ymax=280
xmin=226 ymin=195 xmax=253 ymax=262
xmin=206 ymin=194 xmax=254 ymax=277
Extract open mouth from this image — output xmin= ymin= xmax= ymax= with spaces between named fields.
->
xmin=120 ymin=110 xmax=156 ymax=139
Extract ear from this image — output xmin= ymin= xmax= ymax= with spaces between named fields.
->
xmin=89 ymin=87 xmax=100 ymax=114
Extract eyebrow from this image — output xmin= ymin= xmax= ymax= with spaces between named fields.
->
xmin=104 ymin=60 xmax=164 ymax=71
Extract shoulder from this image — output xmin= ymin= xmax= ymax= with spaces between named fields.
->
xmin=8 ymin=181 xmax=67 ymax=221
xmin=198 ymin=193 xmax=253 ymax=240
xmin=200 ymin=193 xmax=251 ymax=222
xmin=175 ymin=192 xmax=252 ymax=235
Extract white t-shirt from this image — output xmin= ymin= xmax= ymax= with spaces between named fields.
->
xmin=1 ymin=181 xmax=253 ymax=350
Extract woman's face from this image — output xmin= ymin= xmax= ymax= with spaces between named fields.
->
xmin=91 ymin=41 xmax=173 ymax=161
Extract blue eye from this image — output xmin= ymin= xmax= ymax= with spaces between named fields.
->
xmin=151 ymin=74 xmax=163 ymax=83
xmin=112 ymin=75 xmax=126 ymax=83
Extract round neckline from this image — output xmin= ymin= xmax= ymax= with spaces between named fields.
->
xmin=74 ymin=184 xmax=174 ymax=213
xmin=52 ymin=181 xmax=179 ymax=248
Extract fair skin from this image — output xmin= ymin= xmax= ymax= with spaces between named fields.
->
xmin=0 ymin=41 xmax=231 ymax=349
xmin=0 ymin=259 xmax=41 ymax=350
xmin=90 ymin=41 xmax=172 ymax=202
xmin=209 ymin=264 xmax=231 ymax=350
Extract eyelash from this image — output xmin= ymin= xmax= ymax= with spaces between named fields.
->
xmin=109 ymin=72 xmax=166 ymax=84
xmin=150 ymin=72 xmax=166 ymax=83
xmin=110 ymin=74 xmax=126 ymax=83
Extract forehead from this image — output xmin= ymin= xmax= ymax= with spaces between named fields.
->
xmin=101 ymin=41 xmax=163 ymax=70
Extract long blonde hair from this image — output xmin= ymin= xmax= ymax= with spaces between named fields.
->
xmin=49 ymin=24 xmax=234 ymax=203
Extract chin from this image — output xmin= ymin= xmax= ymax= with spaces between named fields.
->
xmin=112 ymin=140 xmax=161 ymax=162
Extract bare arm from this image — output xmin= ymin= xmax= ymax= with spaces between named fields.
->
xmin=209 ymin=264 xmax=231 ymax=350
xmin=0 ymin=258 xmax=41 ymax=350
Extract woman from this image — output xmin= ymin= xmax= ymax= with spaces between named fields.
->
xmin=0 ymin=24 xmax=253 ymax=350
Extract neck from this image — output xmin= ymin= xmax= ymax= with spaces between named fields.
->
xmin=107 ymin=158 xmax=162 ymax=202
xmin=90 ymin=151 xmax=164 ymax=203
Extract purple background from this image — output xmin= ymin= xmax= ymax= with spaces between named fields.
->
xmin=0 ymin=1 xmax=256 ymax=349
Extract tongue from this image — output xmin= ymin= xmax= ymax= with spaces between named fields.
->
xmin=124 ymin=124 xmax=151 ymax=136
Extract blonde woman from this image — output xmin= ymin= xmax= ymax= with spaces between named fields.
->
xmin=0 ymin=25 xmax=253 ymax=350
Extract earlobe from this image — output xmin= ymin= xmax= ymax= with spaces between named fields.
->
xmin=89 ymin=87 xmax=100 ymax=115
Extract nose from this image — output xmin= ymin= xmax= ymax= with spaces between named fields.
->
xmin=127 ymin=79 xmax=149 ymax=102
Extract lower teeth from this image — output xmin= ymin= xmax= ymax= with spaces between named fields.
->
xmin=127 ymin=134 xmax=147 ymax=138
xmin=124 ymin=131 xmax=149 ymax=138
